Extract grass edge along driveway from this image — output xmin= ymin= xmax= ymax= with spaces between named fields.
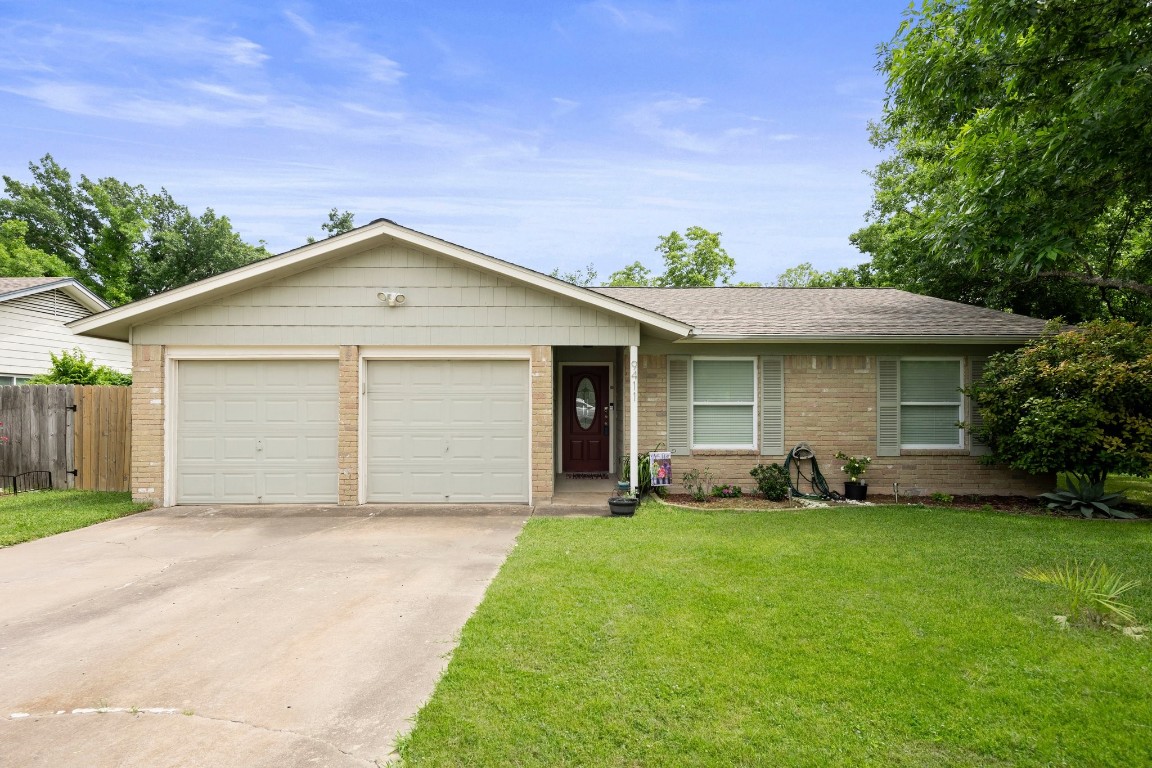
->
xmin=0 ymin=490 xmax=149 ymax=546
xmin=397 ymin=502 xmax=1152 ymax=767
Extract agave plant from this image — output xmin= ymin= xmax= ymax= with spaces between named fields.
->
xmin=1020 ymin=561 xmax=1141 ymax=627
xmin=1038 ymin=476 xmax=1134 ymax=519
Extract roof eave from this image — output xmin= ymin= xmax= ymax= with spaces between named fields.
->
xmin=680 ymin=334 xmax=1041 ymax=345
xmin=70 ymin=220 xmax=695 ymax=342
xmin=1 ymin=278 xmax=110 ymax=313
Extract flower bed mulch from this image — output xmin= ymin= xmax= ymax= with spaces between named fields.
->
xmin=658 ymin=492 xmax=1151 ymax=519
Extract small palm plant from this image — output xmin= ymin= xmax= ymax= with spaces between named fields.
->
xmin=1020 ymin=561 xmax=1140 ymax=627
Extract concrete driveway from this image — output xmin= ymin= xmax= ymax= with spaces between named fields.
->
xmin=0 ymin=504 xmax=529 ymax=767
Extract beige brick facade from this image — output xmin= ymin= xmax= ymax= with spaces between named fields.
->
xmin=130 ymin=344 xmax=165 ymax=506
xmin=531 ymin=346 xmax=554 ymax=503
xmin=337 ymin=345 xmax=359 ymax=505
xmin=636 ymin=353 xmax=1051 ymax=498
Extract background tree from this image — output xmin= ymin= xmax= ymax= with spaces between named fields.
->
xmin=606 ymin=226 xmax=735 ymax=287
xmin=774 ymin=262 xmax=878 ymax=288
xmin=0 ymin=220 xmax=73 ymax=278
xmin=25 ymin=348 xmax=131 ymax=386
xmin=856 ymin=0 xmax=1152 ymax=322
xmin=0 ymin=155 xmax=268 ymax=305
xmin=307 ymin=208 xmax=356 ymax=243
xmin=968 ymin=320 xmax=1152 ymax=492
xmin=548 ymin=264 xmax=598 ymax=286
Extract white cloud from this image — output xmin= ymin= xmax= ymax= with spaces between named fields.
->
xmin=623 ymin=95 xmax=762 ymax=154
xmin=581 ymin=2 xmax=678 ymax=33
xmin=283 ymin=10 xmax=405 ymax=85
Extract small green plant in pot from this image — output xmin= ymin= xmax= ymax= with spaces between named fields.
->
xmin=834 ymin=452 xmax=871 ymax=501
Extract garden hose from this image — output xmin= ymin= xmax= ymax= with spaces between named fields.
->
xmin=784 ymin=443 xmax=844 ymax=501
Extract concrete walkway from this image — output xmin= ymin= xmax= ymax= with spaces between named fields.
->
xmin=0 ymin=505 xmax=529 ymax=767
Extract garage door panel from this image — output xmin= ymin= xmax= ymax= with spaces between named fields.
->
xmin=177 ymin=360 xmax=338 ymax=504
xmin=365 ymin=359 xmax=528 ymax=503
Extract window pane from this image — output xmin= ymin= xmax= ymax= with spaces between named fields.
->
xmin=901 ymin=405 xmax=961 ymax=445
xmin=693 ymin=405 xmax=754 ymax=445
xmin=694 ymin=360 xmax=754 ymax=402
xmin=0 ymin=376 xmax=14 ymax=386
xmin=901 ymin=360 xmax=961 ymax=403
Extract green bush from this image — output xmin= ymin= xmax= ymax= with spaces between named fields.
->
xmin=26 ymin=348 xmax=131 ymax=386
xmin=711 ymin=484 xmax=742 ymax=499
xmin=682 ymin=468 xmax=713 ymax=502
xmin=967 ymin=320 xmax=1152 ymax=488
xmin=750 ymin=463 xmax=789 ymax=501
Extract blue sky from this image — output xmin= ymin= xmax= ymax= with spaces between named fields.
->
xmin=0 ymin=1 xmax=910 ymax=284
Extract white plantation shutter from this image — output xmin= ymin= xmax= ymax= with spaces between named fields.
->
xmin=877 ymin=357 xmax=900 ymax=456
xmin=691 ymin=359 xmax=756 ymax=448
xmin=900 ymin=360 xmax=962 ymax=447
xmin=969 ymin=356 xmax=991 ymax=456
xmin=761 ymin=356 xmax=784 ymax=455
xmin=667 ymin=356 xmax=690 ymax=454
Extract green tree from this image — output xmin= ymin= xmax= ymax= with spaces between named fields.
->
xmin=606 ymin=226 xmax=735 ymax=287
xmin=0 ymin=155 xmax=267 ymax=305
xmin=775 ymin=262 xmax=878 ymax=288
xmin=307 ymin=208 xmax=356 ymax=244
xmin=967 ymin=320 xmax=1152 ymax=489
xmin=549 ymin=264 xmax=598 ymax=286
xmin=856 ymin=0 xmax=1152 ymax=322
xmin=26 ymin=348 xmax=132 ymax=386
xmin=0 ymin=220 xmax=74 ymax=278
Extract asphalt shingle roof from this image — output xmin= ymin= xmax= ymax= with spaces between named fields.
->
xmin=0 ymin=276 xmax=68 ymax=297
xmin=591 ymin=287 xmax=1051 ymax=339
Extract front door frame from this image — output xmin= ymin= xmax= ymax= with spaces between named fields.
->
xmin=556 ymin=361 xmax=614 ymax=475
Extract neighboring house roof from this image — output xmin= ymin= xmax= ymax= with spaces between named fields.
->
xmin=593 ymin=287 xmax=1052 ymax=343
xmin=69 ymin=219 xmax=695 ymax=342
xmin=0 ymin=277 xmax=111 ymax=314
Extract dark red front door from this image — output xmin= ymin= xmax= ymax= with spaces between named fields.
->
xmin=562 ymin=366 xmax=609 ymax=473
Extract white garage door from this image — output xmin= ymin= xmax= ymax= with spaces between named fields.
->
xmin=176 ymin=360 xmax=338 ymax=504
xmin=365 ymin=360 xmax=529 ymax=503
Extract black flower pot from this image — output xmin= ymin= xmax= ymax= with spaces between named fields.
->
xmin=608 ymin=496 xmax=639 ymax=516
xmin=844 ymin=482 xmax=868 ymax=501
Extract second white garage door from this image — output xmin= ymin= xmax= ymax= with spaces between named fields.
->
xmin=365 ymin=360 xmax=529 ymax=503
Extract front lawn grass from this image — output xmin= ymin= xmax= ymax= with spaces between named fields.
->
xmin=399 ymin=503 xmax=1152 ymax=767
xmin=0 ymin=490 xmax=149 ymax=546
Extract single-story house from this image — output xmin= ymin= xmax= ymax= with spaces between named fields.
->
xmin=0 ymin=277 xmax=131 ymax=385
xmin=71 ymin=219 xmax=1052 ymax=507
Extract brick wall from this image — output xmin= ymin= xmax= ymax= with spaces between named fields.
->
xmin=637 ymin=353 xmax=1052 ymax=498
xmin=338 ymin=345 xmax=359 ymax=505
xmin=531 ymin=346 xmax=554 ymax=503
xmin=130 ymin=344 xmax=164 ymax=505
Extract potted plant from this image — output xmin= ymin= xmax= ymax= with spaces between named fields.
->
xmin=608 ymin=491 xmax=639 ymax=516
xmin=834 ymin=452 xmax=871 ymax=501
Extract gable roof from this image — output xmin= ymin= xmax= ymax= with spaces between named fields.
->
xmin=0 ymin=277 xmax=110 ymax=313
xmin=69 ymin=219 xmax=694 ymax=342
xmin=593 ymin=287 xmax=1051 ymax=343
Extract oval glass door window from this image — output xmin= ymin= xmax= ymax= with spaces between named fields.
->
xmin=575 ymin=377 xmax=596 ymax=429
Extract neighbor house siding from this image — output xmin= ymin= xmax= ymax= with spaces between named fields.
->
xmin=130 ymin=244 xmax=640 ymax=347
xmin=0 ymin=290 xmax=131 ymax=377
xmin=636 ymin=348 xmax=1051 ymax=497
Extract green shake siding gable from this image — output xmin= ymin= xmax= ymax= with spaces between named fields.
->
xmin=129 ymin=243 xmax=639 ymax=347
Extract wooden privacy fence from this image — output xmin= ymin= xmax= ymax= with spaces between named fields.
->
xmin=0 ymin=385 xmax=131 ymax=492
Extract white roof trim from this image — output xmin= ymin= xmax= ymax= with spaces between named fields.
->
xmin=682 ymin=334 xmax=1039 ymax=344
xmin=70 ymin=219 xmax=693 ymax=341
xmin=0 ymin=278 xmax=110 ymax=313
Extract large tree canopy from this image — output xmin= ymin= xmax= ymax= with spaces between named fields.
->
xmin=855 ymin=0 xmax=1152 ymax=322
xmin=0 ymin=155 xmax=268 ymax=305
